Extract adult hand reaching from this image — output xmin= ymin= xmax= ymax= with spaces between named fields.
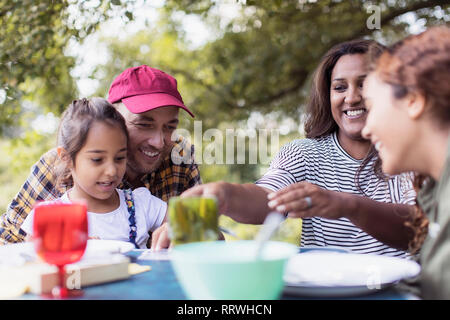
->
xmin=267 ymin=181 xmax=345 ymax=220
xmin=267 ymin=181 xmax=414 ymax=250
xmin=180 ymin=182 xmax=229 ymax=215
xmin=181 ymin=182 xmax=273 ymax=224
xmin=150 ymin=222 xmax=171 ymax=251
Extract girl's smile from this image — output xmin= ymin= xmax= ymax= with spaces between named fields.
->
xmin=96 ymin=180 xmax=117 ymax=193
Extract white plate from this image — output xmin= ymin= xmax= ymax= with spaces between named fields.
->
xmin=84 ymin=239 xmax=135 ymax=256
xmin=299 ymin=246 xmax=350 ymax=254
xmin=0 ymin=242 xmax=36 ymax=266
xmin=0 ymin=239 xmax=135 ymax=266
xmin=283 ymin=252 xmax=421 ymax=298
xmin=136 ymin=248 xmax=171 ymax=261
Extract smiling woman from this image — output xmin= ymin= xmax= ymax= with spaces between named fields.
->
xmin=176 ymin=39 xmax=418 ymax=258
xmin=361 ymin=26 xmax=450 ymax=299
xmin=304 ymin=39 xmax=381 ymax=159
xmin=255 ymin=39 xmax=415 ymax=255
xmin=329 ymin=54 xmax=368 ymax=158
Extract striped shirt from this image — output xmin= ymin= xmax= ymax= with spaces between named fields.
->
xmin=256 ymin=132 xmax=415 ymax=257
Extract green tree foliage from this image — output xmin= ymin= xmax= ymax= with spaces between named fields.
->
xmin=162 ymin=0 xmax=449 ymax=121
xmin=1 ymin=0 xmax=448 ymax=136
xmin=0 ymin=0 xmax=139 ymax=136
xmin=0 ymin=0 xmax=140 ymax=209
xmin=89 ymin=0 xmax=449 ymax=184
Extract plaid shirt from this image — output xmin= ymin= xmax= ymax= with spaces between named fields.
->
xmin=0 ymin=136 xmax=201 ymax=244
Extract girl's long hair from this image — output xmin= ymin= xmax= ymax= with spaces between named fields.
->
xmin=55 ymin=97 xmax=129 ymax=188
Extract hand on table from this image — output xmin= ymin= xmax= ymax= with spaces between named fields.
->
xmin=267 ymin=182 xmax=345 ymax=220
xmin=150 ymin=222 xmax=172 ymax=251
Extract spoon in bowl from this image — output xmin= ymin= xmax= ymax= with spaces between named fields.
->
xmin=254 ymin=212 xmax=285 ymax=259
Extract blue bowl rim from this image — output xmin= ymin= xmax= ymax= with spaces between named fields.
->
xmin=171 ymin=240 xmax=298 ymax=263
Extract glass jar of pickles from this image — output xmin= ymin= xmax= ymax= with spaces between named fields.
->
xmin=167 ymin=196 xmax=219 ymax=245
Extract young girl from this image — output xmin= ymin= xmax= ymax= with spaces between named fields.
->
xmin=21 ymin=98 xmax=167 ymax=249
xmin=362 ymin=26 xmax=450 ymax=299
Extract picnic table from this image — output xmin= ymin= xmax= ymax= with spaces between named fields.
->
xmin=19 ymin=249 xmax=418 ymax=300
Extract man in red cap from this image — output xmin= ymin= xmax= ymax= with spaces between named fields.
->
xmin=0 ymin=65 xmax=201 ymax=248
xmin=108 ymin=65 xmax=198 ymax=194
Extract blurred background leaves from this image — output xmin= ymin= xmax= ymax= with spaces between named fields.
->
xmin=0 ymin=0 xmax=448 ymax=243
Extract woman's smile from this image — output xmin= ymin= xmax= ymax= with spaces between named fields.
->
xmin=343 ymin=108 xmax=367 ymax=119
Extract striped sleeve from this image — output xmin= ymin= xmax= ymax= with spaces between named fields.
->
xmin=255 ymin=141 xmax=304 ymax=191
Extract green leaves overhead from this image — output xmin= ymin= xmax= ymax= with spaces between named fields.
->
xmin=0 ymin=0 xmax=138 ymax=136
xmin=161 ymin=0 xmax=449 ymax=121
xmin=0 ymin=0 xmax=448 ymax=136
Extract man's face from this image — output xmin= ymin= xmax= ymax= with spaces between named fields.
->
xmin=117 ymin=104 xmax=179 ymax=178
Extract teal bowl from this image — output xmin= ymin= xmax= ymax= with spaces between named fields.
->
xmin=171 ymin=240 xmax=298 ymax=300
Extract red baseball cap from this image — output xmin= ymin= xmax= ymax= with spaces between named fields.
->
xmin=108 ymin=65 xmax=194 ymax=117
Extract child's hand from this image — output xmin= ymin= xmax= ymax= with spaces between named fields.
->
xmin=151 ymin=222 xmax=171 ymax=251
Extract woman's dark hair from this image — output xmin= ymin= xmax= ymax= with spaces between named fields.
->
xmin=304 ymin=39 xmax=386 ymax=193
xmin=56 ymin=97 xmax=129 ymax=188
xmin=370 ymin=26 xmax=450 ymax=253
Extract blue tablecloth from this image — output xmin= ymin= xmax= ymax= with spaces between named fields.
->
xmin=21 ymin=254 xmax=418 ymax=300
